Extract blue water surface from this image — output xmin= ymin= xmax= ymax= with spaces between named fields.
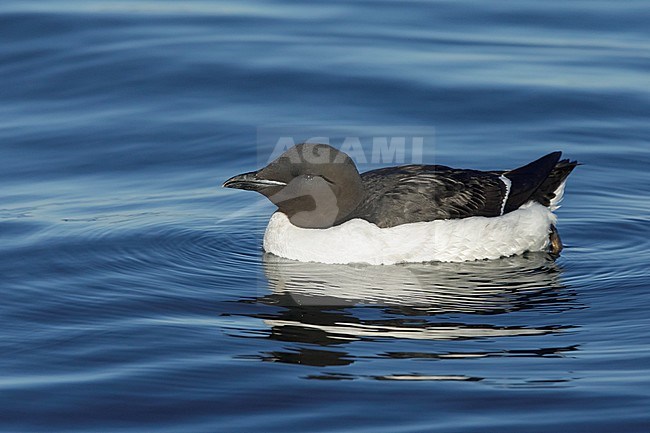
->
xmin=1 ymin=1 xmax=649 ymax=432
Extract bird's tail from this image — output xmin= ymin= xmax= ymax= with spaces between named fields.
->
xmin=531 ymin=159 xmax=580 ymax=210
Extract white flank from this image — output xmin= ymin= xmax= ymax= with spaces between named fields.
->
xmin=498 ymin=175 xmax=512 ymax=215
xmin=263 ymin=202 xmax=557 ymax=265
xmin=549 ymin=179 xmax=567 ymax=211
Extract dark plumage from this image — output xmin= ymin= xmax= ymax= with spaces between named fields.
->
xmin=349 ymin=151 xmax=579 ymax=227
xmin=348 ymin=165 xmax=508 ymax=227
xmin=223 ymin=143 xmax=578 ymax=229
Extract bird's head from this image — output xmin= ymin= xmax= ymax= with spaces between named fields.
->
xmin=223 ymin=143 xmax=363 ymax=228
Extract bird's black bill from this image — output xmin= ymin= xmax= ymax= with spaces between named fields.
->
xmin=222 ymin=171 xmax=287 ymax=191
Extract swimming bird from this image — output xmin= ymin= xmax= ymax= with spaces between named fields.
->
xmin=223 ymin=143 xmax=578 ymax=265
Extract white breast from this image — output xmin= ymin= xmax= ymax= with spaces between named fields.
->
xmin=263 ymin=201 xmax=557 ymax=265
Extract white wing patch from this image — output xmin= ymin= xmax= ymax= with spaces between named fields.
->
xmin=498 ymin=175 xmax=512 ymax=215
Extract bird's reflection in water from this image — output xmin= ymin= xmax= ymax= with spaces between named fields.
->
xmin=262 ymin=252 xmax=573 ymax=313
xmin=238 ymin=252 xmax=580 ymax=376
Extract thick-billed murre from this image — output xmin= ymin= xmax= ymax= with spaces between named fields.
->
xmin=223 ymin=143 xmax=578 ymax=265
